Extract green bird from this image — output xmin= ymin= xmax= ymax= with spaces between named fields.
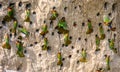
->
xmin=16 ymin=41 xmax=25 ymax=57
xmin=108 ymin=39 xmax=117 ymax=53
xmin=8 ymin=7 xmax=14 ymax=17
xmin=40 ymin=24 xmax=48 ymax=36
xmin=19 ymin=28 xmax=29 ymax=37
xmin=3 ymin=7 xmax=14 ymax=22
xmin=95 ymin=35 xmax=100 ymax=51
xmin=55 ymin=17 xmax=69 ymax=34
xmin=24 ymin=9 xmax=30 ymax=22
xmin=57 ymin=52 xmax=63 ymax=66
xmin=103 ymin=15 xmax=110 ymax=25
xmin=64 ymin=33 xmax=71 ymax=46
xmin=103 ymin=15 xmax=116 ymax=31
xmin=58 ymin=18 xmax=67 ymax=30
xmin=50 ymin=9 xmax=59 ymax=20
xmin=2 ymin=34 xmax=11 ymax=49
xmin=80 ymin=48 xmax=87 ymax=62
xmin=11 ymin=20 xmax=18 ymax=34
xmin=86 ymin=20 xmax=93 ymax=34
xmin=42 ymin=38 xmax=49 ymax=50
xmin=99 ymin=23 xmax=105 ymax=40
xmin=105 ymin=55 xmax=110 ymax=70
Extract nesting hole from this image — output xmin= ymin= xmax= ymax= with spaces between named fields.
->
xmin=9 ymin=33 xmax=12 ymax=38
xmin=69 ymin=36 xmax=72 ymax=40
xmin=96 ymin=12 xmax=100 ymax=16
xmin=73 ymin=22 xmax=77 ymax=27
xmin=104 ymin=2 xmax=108 ymax=10
xmin=108 ymin=13 xmax=112 ymax=16
xmin=18 ymin=1 xmax=22 ymax=7
xmin=107 ymin=29 xmax=110 ymax=32
xmin=112 ymin=3 xmax=117 ymax=11
xmin=71 ymin=46 xmax=74 ymax=49
xmin=64 ymin=7 xmax=67 ymax=12
xmin=39 ymin=53 xmax=41 ymax=57
xmin=34 ymin=42 xmax=38 ymax=44
xmin=36 ymin=29 xmax=39 ymax=32
xmin=62 ymin=44 xmax=65 ymax=47
xmin=68 ymin=55 xmax=72 ymax=58
xmin=24 ymin=50 xmax=27 ymax=53
xmin=62 ymin=58 xmax=65 ymax=61
xmin=33 ymin=11 xmax=36 ymax=15
xmin=74 ymin=6 xmax=77 ymax=9
xmin=2 ymin=20 xmax=6 ymax=26
xmin=77 ymin=60 xmax=79 ymax=64
xmin=26 ymin=3 xmax=31 ymax=9
xmin=78 ymin=37 xmax=81 ymax=40
xmin=30 ymin=21 xmax=33 ymax=25
xmin=0 ymin=26 xmax=2 ymax=29
xmin=51 ymin=32 xmax=54 ymax=36
xmin=85 ymin=38 xmax=87 ymax=42
xmin=82 ymin=22 xmax=85 ymax=26
xmin=30 ymin=44 xmax=33 ymax=47
xmin=77 ymin=50 xmax=79 ymax=53
xmin=0 ymin=4 xmax=2 ymax=8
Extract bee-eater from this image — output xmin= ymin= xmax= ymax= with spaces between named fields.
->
xmin=99 ymin=23 xmax=105 ymax=40
xmin=16 ymin=41 xmax=25 ymax=57
xmin=2 ymin=33 xmax=11 ymax=49
xmin=42 ymin=38 xmax=49 ymax=50
xmin=86 ymin=20 xmax=93 ymax=34
xmin=80 ymin=48 xmax=87 ymax=62
xmin=24 ymin=9 xmax=30 ymax=22
xmin=40 ymin=24 xmax=48 ymax=36
xmin=108 ymin=39 xmax=117 ymax=53
xmin=64 ymin=33 xmax=71 ymax=46
xmin=50 ymin=8 xmax=59 ymax=20
xmin=57 ymin=52 xmax=63 ymax=66
xmin=95 ymin=35 xmax=100 ymax=51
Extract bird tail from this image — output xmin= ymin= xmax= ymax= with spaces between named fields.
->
xmin=110 ymin=27 xmax=116 ymax=31
xmin=17 ymin=51 xmax=25 ymax=57
xmin=24 ymin=17 xmax=30 ymax=22
xmin=80 ymin=58 xmax=87 ymax=62
xmin=65 ymin=40 xmax=71 ymax=46
xmin=100 ymin=34 xmax=105 ymax=40
xmin=86 ymin=28 xmax=93 ymax=34
xmin=2 ymin=43 xmax=11 ymax=49
xmin=57 ymin=61 xmax=63 ymax=66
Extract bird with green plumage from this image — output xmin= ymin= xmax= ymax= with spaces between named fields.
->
xmin=3 ymin=7 xmax=14 ymax=22
xmin=2 ymin=33 xmax=11 ymax=49
xmin=57 ymin=52 xmax=63 ymax=66
xmin=64 ymin=33 xmax=71 ymax=46
xmin=42 ymin=38 xmax=49 ymax=50
xmin=103 ymin=15 xmax=116 ymax=31
xmin=86 ymin=20 xmax=93 ymax=34
xmin=16 ymin=41 xmax=25 ymax=57
xmin=80 ymin=48 xmax=87 ymax=62
xmin=19 ymin=28 xmax=29 ymax=37
xmin=105 ymin=55 xmax=110 ymax=70
xmin=99 ymin=23 xmax=105 ymax=40
xmin=55 ymin=17 xmax=69 ymax=34
xmin=50 ymin=8 xmax=59 ymax=20
xmin=108 ymin=39 xmax=117 ymax=53
xmin=10 ymin=20 xmax=18 ymax=34
xmin=95 ymin=35 xmax=100 ymax=51
xmin=24 ymin=9 xmax=31 ymax=22
xmin=103 ymin=15 xmax=111 ymax=26
xmin=40 ymin=24 xmax=48 ymax=36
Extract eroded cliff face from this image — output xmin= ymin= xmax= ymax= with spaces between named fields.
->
xmin=0 ymin=0 xmax=120 ymax=72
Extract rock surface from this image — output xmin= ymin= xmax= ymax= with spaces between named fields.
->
xmin=0 ymin=0 xmax=120 ymax=72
